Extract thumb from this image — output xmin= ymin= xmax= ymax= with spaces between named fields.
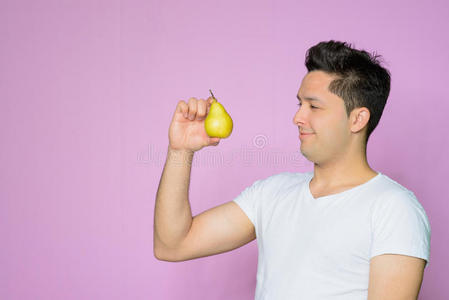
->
xmin=209 ymin=137 xmax=221 ymax=145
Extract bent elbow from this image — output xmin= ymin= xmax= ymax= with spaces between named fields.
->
xmin=153 ymin=246 xmax=183 ymax=262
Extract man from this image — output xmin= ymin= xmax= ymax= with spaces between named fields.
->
xmin=154 ymin=40 xmax=431 ymax=299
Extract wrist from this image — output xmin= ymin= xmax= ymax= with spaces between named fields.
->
xmin=167 ymin=146 xmax=194 ymax=165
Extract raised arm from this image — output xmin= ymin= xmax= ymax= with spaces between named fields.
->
xmin=153 ymin=97 xmax=255 ymax=262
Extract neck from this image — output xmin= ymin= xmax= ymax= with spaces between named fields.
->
xmin=311 ymin=143 xmax=378 ymax=188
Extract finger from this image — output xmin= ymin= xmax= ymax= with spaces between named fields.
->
xmin=206 ymin=97 xmax=214 ymax=114
xmin=209 ymin=137 xmax=221 ymax=145
xmin=176 ymin=100 xmax=189 ymax=118
xmin=197 ymin=99 xmax=207 ymax=120
xmin=187 ymin=97 xmax=198 ymax=120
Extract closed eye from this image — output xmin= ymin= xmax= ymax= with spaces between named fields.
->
xmin=297 ymin=103 xmax=318 ymax=109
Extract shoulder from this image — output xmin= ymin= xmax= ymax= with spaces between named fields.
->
xmin=242 ymin=171 xmax=310 ymax=196
xmin=375 ymin=173 xmax=415 ymax=194
xmin=373 ymin=174 xmax=422 ymax=206
xmin=255 ymin=171 xmax=311 ymax=188
xmin=371 ymin=174 xmax=429 ymax=225
xmin=369 ymin=174 xmax=431 ymax=264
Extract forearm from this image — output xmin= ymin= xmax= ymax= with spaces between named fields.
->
xmin=154 ymin=146 xmax=195 ymax=251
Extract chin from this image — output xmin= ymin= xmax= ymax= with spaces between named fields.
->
xmin=300 ymin=148 xmax=312 ymax=160
xmin=300 ymin=147 xmax=320 ymax=164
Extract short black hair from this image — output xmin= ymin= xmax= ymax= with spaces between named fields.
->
xmin=305 ymin=40 xmax=391 ymax=144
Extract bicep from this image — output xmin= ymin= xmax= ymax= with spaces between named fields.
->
xmin=165 ymin=201 xmax=256 ymax=262
xmin=368 ymin=254 xmax=426 ymax=300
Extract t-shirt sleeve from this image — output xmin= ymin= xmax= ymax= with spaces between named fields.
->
xmin=232 ymin=172 xmax=290 ymax=228
xmin=370 ymin=190 xmax=431 ymax=267
xmin=232 ymin=177 xmax=266 ymax=228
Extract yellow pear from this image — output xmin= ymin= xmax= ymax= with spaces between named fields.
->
xmin=205 ymin=90 xmax=233 ymax=138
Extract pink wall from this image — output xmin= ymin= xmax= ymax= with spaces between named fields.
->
xmin=1 ymin=0 xmax=447 ymax=299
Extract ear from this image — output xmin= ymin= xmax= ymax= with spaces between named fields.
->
xmin=350 ymin=107 xmax=370 ymax=133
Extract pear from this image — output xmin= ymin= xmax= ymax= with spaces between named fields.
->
xmin=205 ymin=89 xmax=233 ymax=138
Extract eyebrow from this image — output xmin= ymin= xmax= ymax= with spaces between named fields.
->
xmin=297 ymin=94 xmax=323 ymax=102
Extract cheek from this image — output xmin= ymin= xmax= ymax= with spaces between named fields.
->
xmin=318 ymin=116 xmax=347 ymax=141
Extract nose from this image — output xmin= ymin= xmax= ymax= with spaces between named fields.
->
xmin=293 ymin=105 xmax=307 ymax=126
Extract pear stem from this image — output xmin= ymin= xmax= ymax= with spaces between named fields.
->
xmin=209 ymin=89 xmax=217 ymax=101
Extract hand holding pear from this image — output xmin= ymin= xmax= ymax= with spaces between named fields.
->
xmin=168 ymin=91 xmax=232 ymax=153
xmin=204 ymin=89 xmax=233 ymax=138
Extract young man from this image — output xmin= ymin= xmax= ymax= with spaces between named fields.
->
xmin=154 ymin=40 xmax=431 ymax=300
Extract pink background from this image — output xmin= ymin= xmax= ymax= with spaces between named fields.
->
xmin=1 ymin=0 xmax=448 ymax=299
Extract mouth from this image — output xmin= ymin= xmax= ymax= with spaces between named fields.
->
xmin=299 ymin=132 xmax=315 ymax=139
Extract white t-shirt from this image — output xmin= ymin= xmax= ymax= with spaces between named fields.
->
xmin=233 ymin=171 xmax=431 ymax=300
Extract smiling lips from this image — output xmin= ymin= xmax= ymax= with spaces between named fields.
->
xmin=299 ymin=131 xmax=314 ymax=139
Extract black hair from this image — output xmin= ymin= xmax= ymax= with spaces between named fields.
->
xmin=305 ymin=40 xmax=391 ymax=144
